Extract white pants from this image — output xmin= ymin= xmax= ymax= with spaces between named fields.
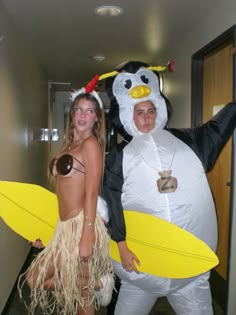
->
xmin=114 ymin=275 xmax=213 ymax=315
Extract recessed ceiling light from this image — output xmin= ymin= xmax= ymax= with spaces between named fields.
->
xmin=94 ymin=6 xmax=123 ymax=17
xmin=91 ymin=55 xmax=105 ymax=62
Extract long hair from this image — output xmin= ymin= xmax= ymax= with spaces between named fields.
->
xmin=64 ymin=93 xmax=106 ymax=153
xmin=48 ymin=93 xmax=106 ymax=190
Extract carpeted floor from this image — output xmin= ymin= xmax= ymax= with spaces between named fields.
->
xmin=3 ymin=249 xmax=225 ymax=315
xmin=2 ymin=293 xmax=225 ymax=315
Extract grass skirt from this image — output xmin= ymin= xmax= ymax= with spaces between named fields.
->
xmin=18 ymin=210 xmax=113 ymax=314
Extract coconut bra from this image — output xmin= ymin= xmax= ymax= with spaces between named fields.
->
xmin=49 ymin=154 xmax=85 ymax=176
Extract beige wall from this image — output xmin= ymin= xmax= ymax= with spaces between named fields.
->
xmin=162 ymin=1 xmax=236 ymax=313
xmin=0 ymin=3 xmax=49 ymax=312
xmin=163 ymin=0 xmax=236 ymax=129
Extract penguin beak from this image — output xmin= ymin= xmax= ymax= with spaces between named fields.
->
xmin=129 ymin=85 xmax=151 ymax=99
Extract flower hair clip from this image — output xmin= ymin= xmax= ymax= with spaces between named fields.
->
xmin=70 ymin=74 xmax=103 ymax=109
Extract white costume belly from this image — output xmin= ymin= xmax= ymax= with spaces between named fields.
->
xmin=113 ymin=129 xmax=217 ymax=294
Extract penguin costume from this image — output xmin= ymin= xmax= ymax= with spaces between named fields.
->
xmin=102 ymin=61 xmax=236 ymax=315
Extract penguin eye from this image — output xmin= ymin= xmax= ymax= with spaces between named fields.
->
xmin=124 ymin=79 xmax=132 ymax=89
xmin=140 ymin=75 xmax=149 ymax=84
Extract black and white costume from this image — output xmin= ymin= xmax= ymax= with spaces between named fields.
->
xmin=103 ymin=61 xmax=236 ymax=315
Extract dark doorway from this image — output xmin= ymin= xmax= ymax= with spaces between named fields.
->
xmin=191 ymin=25 xmax=236 ymax=313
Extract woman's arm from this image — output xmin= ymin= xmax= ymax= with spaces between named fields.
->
xmin=79 ymin=136 xmax=103 ymax=260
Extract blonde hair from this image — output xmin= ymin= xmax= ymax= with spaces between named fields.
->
xmin=48 ymin=93 xmax=106 ymax=189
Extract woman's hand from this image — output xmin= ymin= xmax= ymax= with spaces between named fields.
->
xmin=79 ymin=227 xmax=95 ymax=262
xmin=118 ymin=241 xmax=141 ymax=273
xmin=29 ymin=238 xmax=44 ymax=249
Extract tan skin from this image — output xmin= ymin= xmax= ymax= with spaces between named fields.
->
xmin=27 ymin=97 xmax=103 ymax=315
xmin=118 ymin=100 xmax=157 ymax=273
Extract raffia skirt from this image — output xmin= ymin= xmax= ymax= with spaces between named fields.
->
xmin=18 ymin=210 xmax=113 ymax=315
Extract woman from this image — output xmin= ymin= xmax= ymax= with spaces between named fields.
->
xmin=18 ymin=78 xmax=114 ymax=315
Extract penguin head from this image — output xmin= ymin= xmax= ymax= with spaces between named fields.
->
xmin=105 ymin=61 xmax=172 ymax=138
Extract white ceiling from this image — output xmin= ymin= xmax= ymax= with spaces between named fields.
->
xmin=2 ymin=0 xmax=221 ymax=88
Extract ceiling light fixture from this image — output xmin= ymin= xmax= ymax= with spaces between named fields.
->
xmin=94 ymin=6 xmax=123 ymax=17
xmin=91 ymin=55 xmax=105 ymax=62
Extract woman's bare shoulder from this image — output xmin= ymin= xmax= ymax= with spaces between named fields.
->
xmin=82 ymin=135 xmax=101 ymax=150
xmin=81 ymin=136 xmax=102 ymax=164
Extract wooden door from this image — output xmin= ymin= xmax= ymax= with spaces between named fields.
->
xmin=202 ymin=41 xmax=233 ymax=279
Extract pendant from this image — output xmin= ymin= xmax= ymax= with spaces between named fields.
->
xmin=157 ymin=170 xmax=177 ymax=193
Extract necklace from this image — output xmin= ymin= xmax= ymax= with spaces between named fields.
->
xmin=67 ymin=144 xmax=73 ymax=151
xmin=156 ymin=149 xmax=178 ymax=193
xmin=157 ymin=170 xmax=178 ymax=193
xmin=67 ymin=144 xmax=75 ymax=152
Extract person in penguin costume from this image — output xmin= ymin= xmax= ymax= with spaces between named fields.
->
xmin=102 ymin=61 xmax=236 ymax=315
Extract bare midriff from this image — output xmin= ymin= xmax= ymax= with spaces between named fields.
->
xmin=55 ymin=170 xmax=85 ymax=221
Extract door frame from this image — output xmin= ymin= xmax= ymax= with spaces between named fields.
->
xmin=191 ymin=25 xmax=236 ymax=314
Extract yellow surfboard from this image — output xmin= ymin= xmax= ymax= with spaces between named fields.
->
xmin=0 ymin=180 xmax=219 ymax=278
xmin=0 ymin=181 xmax=58 ymax=246
xmin=111 ymin=211 xmax=219 ymax=278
